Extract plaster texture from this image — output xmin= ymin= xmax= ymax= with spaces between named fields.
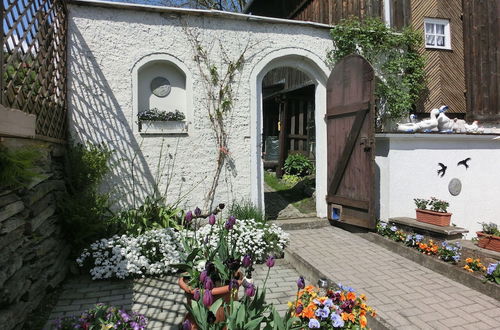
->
xmin=67 ymin=2 xmax=331 ymax=215
xmin=376 ymin=133 xmax=500 ymax=237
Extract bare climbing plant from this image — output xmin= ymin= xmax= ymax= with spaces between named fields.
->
xmin=184 ymin=27 xmax=255 ymax=211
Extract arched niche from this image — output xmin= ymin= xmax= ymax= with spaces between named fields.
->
xmin=132 ymin=53 xmax=193 ymax=134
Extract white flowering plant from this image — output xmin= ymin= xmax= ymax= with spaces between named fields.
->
xmin=76 ymin=228 xmax=182 ymax=280
xmin=193 ymin=219 xmax=289 ymax=262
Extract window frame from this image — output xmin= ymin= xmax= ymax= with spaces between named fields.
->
xmin=424 ymin=18 xmax=451 ymax=50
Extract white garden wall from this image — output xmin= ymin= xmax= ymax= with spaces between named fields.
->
xmin=67 ymin=1 xmax=331 ymax=215
xmin=376 ymin=133 xmax=500 ymax=237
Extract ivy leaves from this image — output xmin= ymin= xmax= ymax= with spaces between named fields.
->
xmin=328 ymin=17 xmax=426 ymax=122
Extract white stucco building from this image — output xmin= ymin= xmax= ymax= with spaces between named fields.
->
xmin=68 ymin=0 xmax=500 ymax=235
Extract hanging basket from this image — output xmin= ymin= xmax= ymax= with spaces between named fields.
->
xmin=415 ymin=209 xmax=452 ymax=227
xmin=476 ymin=232 xmax=500 ymax=252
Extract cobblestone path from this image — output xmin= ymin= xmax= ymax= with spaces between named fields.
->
xmin=44 ymin=261 xmax=301 ymax=329
xmin=288 ymin=226 xmax=500 ymax=330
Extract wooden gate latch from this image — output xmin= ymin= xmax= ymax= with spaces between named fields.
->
xmin=360 ymin=137 xmax=374 ymax=152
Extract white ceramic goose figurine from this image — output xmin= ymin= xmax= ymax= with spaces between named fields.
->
xmin=415 ymin=107 xmax=441 ymax=132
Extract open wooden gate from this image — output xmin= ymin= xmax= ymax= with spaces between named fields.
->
xmin=326 ymin=55 xmax=376 ymax=229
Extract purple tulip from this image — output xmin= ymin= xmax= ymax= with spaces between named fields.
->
xmin=229 ymin=278 xmax=240 ymax=290
xmin=224 ymin=220 xmax=233 ymax=230
xmin=244 ymin=283 xmax=256 ymax=297
xmin=200 ymin=270 xmax=207 ymax=284
xmin=297 ymin=276 xmax=305 ymax=289
xmin=203 ymin=289 xmax=214 ymax=307
xmin=193 ymin=288 xmax=200 ymax=301
xmin=295 ymin=304 xmax=304 ymax=314
xmin=265 ymin=256 xmax=275 ymax=268
xmin=182 ymin=319 xmax=191 ymax=330
xmin=194 ymin=207 xmax=202 ymax=217
xmin=209 ymin=214 xmax=216 ymax=225
xmin=228 ymin=215 xmax=236 ymax=225
xmin=204 ymin=277 xmax=214 ymax=290
xmin=185 ymin=211 xmax=193 ymax=223
xmin=242 ymin=255 xmax=252 ymax=268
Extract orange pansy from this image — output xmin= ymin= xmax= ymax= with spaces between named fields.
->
xmin=347 ymin=292 xmax=356 ymax=301
xmin=341 ymin=312 xmax=349 ymax=321
xmin=360 ymin=315 xmax=367 ymax=328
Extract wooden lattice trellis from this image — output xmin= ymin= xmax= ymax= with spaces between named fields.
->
xmin=1 ymin=0 xmax=67 ymax=140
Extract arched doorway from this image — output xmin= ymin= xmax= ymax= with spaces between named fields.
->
xmin=249 ymin=50 xmax=330 ymax=219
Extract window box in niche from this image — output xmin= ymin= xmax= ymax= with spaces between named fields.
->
xmin=138 ymin=108 xmax=187 ymax=135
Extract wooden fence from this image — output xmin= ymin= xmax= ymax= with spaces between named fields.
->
xmin=463 ymin=0 xmax=500 ymax=123
xmin=1 ymin=0 xmax=68 ymax=141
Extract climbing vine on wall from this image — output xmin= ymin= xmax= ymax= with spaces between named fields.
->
xmin=327 ymin=17 xmax=426 ymax=125
xmin=185 ymin=28 xmax=255 ymax=211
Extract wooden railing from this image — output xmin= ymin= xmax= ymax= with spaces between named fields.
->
xmin=1 ymin=0 xmax=67 ymax=141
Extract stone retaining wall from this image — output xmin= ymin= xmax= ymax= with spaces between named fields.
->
xmin=0 ymin=137 xmax=69 ymax=330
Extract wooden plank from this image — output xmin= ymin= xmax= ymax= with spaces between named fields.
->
xmin=326 ymin=195 xmax=369 ymax=209
xmin=327 ymin=102 xmax=370 ymax=117
xmin=327 ymin=108 xmax=369 ymax=195
xmin=0 ymin=105 xmax=36 ymax=138
xmin=277 ymin=99 xmax=288 ymax=178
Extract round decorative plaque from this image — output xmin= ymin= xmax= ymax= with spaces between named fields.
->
xmin=150 ymin=77 xmax=171 ymax=97
xmin=448 ymin=178 xmax=462 ymax=196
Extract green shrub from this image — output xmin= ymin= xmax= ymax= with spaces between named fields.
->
xmin=59 ymin=142 xmax=114 ymax=254
xmin=229 ymin=199 xmax=266 ymax=223
xmin=0 ymin=145 xmax=41 ymax=189
xmin=283 ymin=154 xmax=314 ymax=177
xmin=328 ymin=17 xmax=426 ymax=122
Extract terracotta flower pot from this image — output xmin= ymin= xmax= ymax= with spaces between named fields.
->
xmin=415 ymin=209 xmax=452 ymax=227
xmin=476 ymin=231 xmax=500 ymax=252
xmin=178 ymin=272 xmax=243 ymax=329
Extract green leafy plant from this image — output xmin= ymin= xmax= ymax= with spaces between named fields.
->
xmin=479 ymin=222 xmax=500 ymax=236
xmin=229 ymin=199 xmax=266 ymax=224
xmin=0 ymin=144 xmax=41 ymax=189
xmin=428 ymin=197 xmax=449 ymax=213
xmin=283 ymin=154 xmax=314 ymax=177
xmin=137 ymin=108 xmax=185 ymax=121
xmin=413 ymin=198 xmax=428 ymax=210
xmin=59 ymin=142 xmax=115 ymax=254
xmin=111 ymin=196 xmax=184 ymax=235
xmin=328 ymin=17 xmax=426 ymax=124
xmin=413 ymin=197 xmax=449 ymax=213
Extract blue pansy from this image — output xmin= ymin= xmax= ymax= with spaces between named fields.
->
xmin=308 ymin=318 xmax=320 ymax=328
xmin=331 ymin=313 xmax=345 ymax=328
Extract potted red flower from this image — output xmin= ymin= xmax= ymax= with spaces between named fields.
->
xmin=477 ymin=222 xmax=500 ymax=252
xmin=414 ymin=197 xmax=451 ymax=227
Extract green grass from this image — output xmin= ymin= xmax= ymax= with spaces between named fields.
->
xmin=264 ymin=172 xmax=316 ymax=215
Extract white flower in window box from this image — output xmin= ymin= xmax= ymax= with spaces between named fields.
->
xmin=138 ymin=108 xmax=187 ymax=134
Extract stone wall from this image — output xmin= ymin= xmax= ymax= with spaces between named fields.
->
xmin=0 ymin=137 xmax=69 ymax=330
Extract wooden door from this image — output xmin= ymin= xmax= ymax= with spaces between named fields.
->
xmin=326 ymin=55 xmax=376 ymax=229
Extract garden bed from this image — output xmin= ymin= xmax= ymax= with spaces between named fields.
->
xmin=360 ymin=232 xmax=500 ymax=300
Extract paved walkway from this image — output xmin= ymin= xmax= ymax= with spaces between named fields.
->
xmin=287 ymin=226 xmax=500 ymax=330
xmin=44 ymin=261 xmax=301 ymax=329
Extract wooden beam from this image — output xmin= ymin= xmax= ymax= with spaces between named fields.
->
xmin=326 ymin=195 xmax=369 ymax=210
xmin=0 ymin=105 xmax=36 ymax=138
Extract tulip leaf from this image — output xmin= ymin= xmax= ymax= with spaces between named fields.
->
xmin=213 ymin=259 xmax=229 ymax=280
xmin=245 ymin=317 xmax=265 ymax=330
xmin=209 ymin=298 xmax=224 ymax=315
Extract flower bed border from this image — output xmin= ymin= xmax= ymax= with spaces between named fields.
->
xmin=360 ymin=232 xmax=500 ymax=301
